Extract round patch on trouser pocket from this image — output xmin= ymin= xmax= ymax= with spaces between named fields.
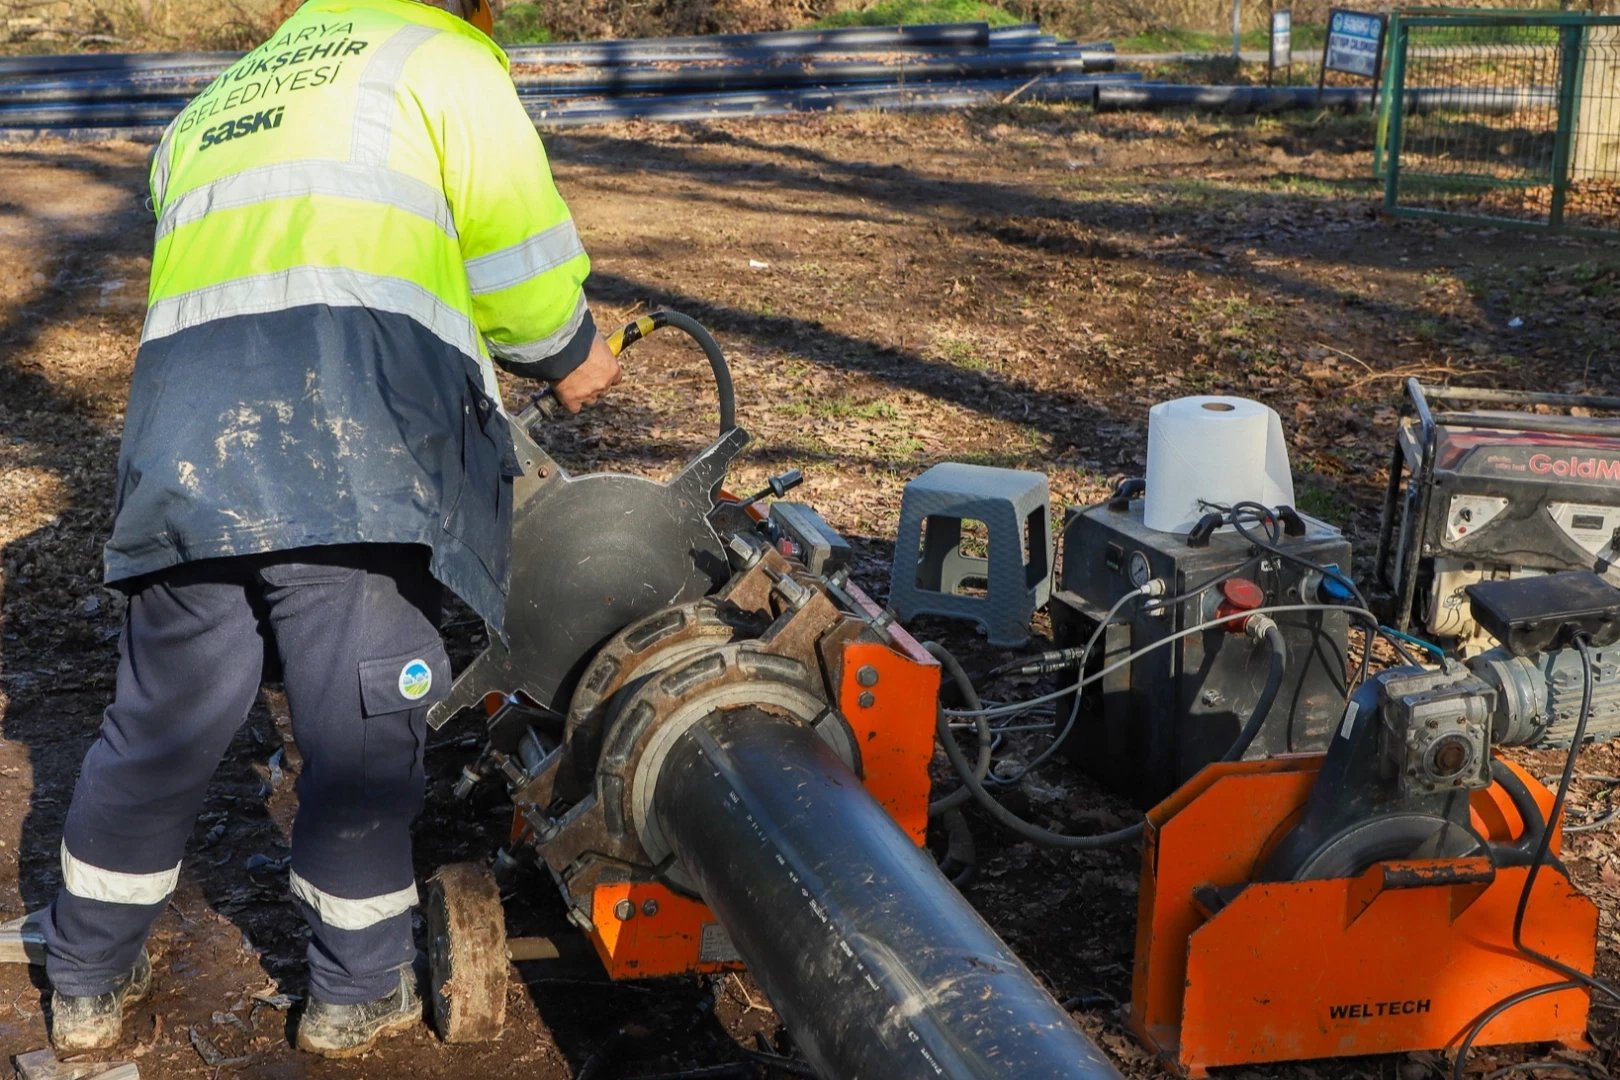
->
xmin=360 ymin=642 xmax=451 ymax=716
xmin=399 ymin=659 xmax=433 ymax=702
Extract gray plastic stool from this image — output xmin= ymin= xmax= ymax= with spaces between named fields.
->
xmin=888 ymin=463 xmax=1052 ymax=647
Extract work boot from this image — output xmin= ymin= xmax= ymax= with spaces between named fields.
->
xmin=296 ymin=966 xmax=421 ymax=1058
xmin=49 ymin=947 xmax=152 ymax=1052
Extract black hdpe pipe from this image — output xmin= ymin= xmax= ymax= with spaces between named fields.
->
xmin=0 ymin=99 xmax=192 ymax=127
xmin=0 ymin=51 xmax=1113 ymax=107
xmin=523 ymin=75 xmax=1131 ymax=127
xmin=0 ymin=74 xmax=1137 ymax=134
xmin=653 ymin=706 xmax=1126 ymax=1080
xmin=1095 ymin=84 xmax=1554 ymax=114
xmin=511 ymin=38 xmax=1086 ymax=66
xmin=0 ymin=23 xmax=1011 ymax=81
xmin=515 ymin=53 xmax=1109 ymax=94
xmin=0 ymin=51 xmax=237 ymax=79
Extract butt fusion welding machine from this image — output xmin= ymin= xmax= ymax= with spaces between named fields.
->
xmin=419 ymin=313 xmax=1125 ymax=1080
xmin=1053 ymin=391 xmax=1620 ymax=1076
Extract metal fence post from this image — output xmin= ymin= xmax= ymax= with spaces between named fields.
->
xmin=1549 ymin=22 xmax=1587 ymax=229
xmin=1382 ymin=14 xmax=1408 ymax=216
xmin=1373 ymin=25 xmax=1399 ymax=180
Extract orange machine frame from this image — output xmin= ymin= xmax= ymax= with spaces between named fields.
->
xmin=535 ymin=582 xmax=941 ymax=981
xmin=1130 ymin=755 xmax=1597 ymax=1077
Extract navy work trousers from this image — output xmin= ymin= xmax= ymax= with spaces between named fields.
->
xmin=43 ymin=544 xmax=451 ymax=1004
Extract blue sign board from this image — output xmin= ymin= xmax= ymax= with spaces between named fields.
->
xmin=1324 ymin=8 xmax=1386 ymax=78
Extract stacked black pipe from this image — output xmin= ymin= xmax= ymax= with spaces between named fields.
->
xmin=0 ymin=22 xmax=1134 ymax=135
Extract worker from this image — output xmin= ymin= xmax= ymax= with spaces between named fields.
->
xmin=40 ymin=0 xmax=620 ymax=1058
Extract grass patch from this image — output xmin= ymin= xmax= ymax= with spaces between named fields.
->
xmin=931 ymin=334 xmax=1000 ymax=372
xmin=494 ymin=2 xmax=554 ymax=44
xmin=1117 ymin=23 xmax=1326 ymax=54
xmin=819 ymin=398 xmax=901 ymax=420
xmin=812 ymin=0 xmax=1023 ymax=29
xmin=1295 ymin=484 xmax=1354 ymax=526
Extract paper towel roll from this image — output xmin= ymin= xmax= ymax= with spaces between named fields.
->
xmin=1143 ymin=396 xmax=1295 ymax=534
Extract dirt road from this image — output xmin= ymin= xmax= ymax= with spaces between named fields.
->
xmin=2 ymin=106 xmax=1618 ymax=1078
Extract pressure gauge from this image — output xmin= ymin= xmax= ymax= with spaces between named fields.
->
xmin=1127 ymin=551 xmax=1151 ymax=588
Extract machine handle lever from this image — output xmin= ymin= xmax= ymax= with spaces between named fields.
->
xmin=1375 ymin=858 xmax=1496 ymax=889
xmin=530 ymin=387 xmax=562 ymax=422
xmin=740 ymin=469 xmax=805 ymax=509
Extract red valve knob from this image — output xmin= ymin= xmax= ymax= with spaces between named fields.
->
xmin=1216 ymin=578 xmax=1265 ymax=634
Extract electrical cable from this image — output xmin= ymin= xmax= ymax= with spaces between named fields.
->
xmin=978 ymin=503 xmax=1414 ymax=703
xmin=1560 ymin=773 xmax=1620 ymax=833
xmin=1379 ymin=624 xmax=1448 ymax=661
xmin=925 ymin=639 xmax=1142 ymax=850
xmin=925 ymin=625 xmax=1287 ymax=850
xmin=1509 ymin=636 xmax=1620 ymax=1005
xmin=943 ymin=603 xmax=1380 ymax=720
xmin=1450 ymin=981 xmax=1587 ymax=1080
xmin=986 ymin=586 xmax=1153 ymax=785
xmin=1226 ymin=500 xmax=1423 ymax=682
xmin=654 ymin=310 xmax=737 ymax=435
xmin=1566 ymin=808 xmax=1620 ymax=834
xmin=1450 ymin=635 xmax=1620 ymax=1080
xmin=1140 ymin=554 xmax=1263 ymax=615
xmin=984 ymin=584 xmax=1151 ymax=681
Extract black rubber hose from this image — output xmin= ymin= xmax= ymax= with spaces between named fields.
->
xmin=1486 ymin=758 xmax=1550 ymax=867
xmin=1508 ymin=637 xmax=1620 ymax=1007
xmin=924 ymin=624 xmax=1287 ymax=851
xmin=1451 ymin=638 xmax=1620 ymax=1080
xmin=936 ymin=806 xmax=977 ymax=887
xmin=659 ymin=309 xmax=737 ymax=435
xmin=928 ymin=638 xmax=992 ymax=818
xmin=1220 ymin=623 xmax=1289 ymax=762
xmin=925 ymin=641 xmax=1143 ymax=850
xmin=1449 ymin=981 xmax=1586 ymax=1080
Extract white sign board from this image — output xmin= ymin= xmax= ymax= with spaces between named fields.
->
xmin=1271 ymin=10 xmax=1292 ymax=69
xmin=1324 ymin=9 xmax=1385 ymax=78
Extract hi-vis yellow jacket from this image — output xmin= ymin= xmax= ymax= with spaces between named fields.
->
xmin=106 ymin=0 xmax=594 ymax=630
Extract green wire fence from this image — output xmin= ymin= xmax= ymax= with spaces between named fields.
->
xmin=1378 ymin=7 xmax=1620 ymax=234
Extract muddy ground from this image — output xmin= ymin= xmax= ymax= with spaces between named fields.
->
xmin=2 ymin=106 xmax=1620 ymax=1079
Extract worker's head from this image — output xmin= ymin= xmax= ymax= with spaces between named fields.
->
xmin=416 ymin=0 xmax=494 ymax=35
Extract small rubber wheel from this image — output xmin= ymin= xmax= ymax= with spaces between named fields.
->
xmin=426 ymin=863 xmax=508 ymax=1043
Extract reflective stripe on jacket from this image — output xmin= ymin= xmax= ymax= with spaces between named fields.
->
xmin=107 ymin=0 xmax=594 ymax=631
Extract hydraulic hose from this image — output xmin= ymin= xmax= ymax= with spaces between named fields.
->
xmin=929 ymin=640 xmax=992 ymax=817
xmin=1220 ymin=621 xmax=1288 ymax=762
xmin=927 ymin=641 xmax=1143 ymax=850
xmin=926 ymin=620 xmax=1288 ymax=850
xmin=936 ymin=806 xmax=978 ymax=887
xmin=531 ymin=309 xmax=737 ymax=431
xmin=607 ymin=309 xmax=737 ymax=435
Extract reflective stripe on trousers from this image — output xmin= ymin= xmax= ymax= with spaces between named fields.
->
xmin=60 ymin=843 xmax=180 ymax=906
xmin=291 ymin=870 xmax=419 ymax=932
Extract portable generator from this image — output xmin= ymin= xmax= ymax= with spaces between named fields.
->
xmin=1377 ymin=379 xmax=1620 ymax=650
xmin=1050 ymin=485 xmax=1353 ymax=807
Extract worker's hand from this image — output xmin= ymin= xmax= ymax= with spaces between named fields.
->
xmin=552 ymin=332 xmax=622 ymax=414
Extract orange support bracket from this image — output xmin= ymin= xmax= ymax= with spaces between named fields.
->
xmin=1129 ymin=755 xmax=1598 ymax=1078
